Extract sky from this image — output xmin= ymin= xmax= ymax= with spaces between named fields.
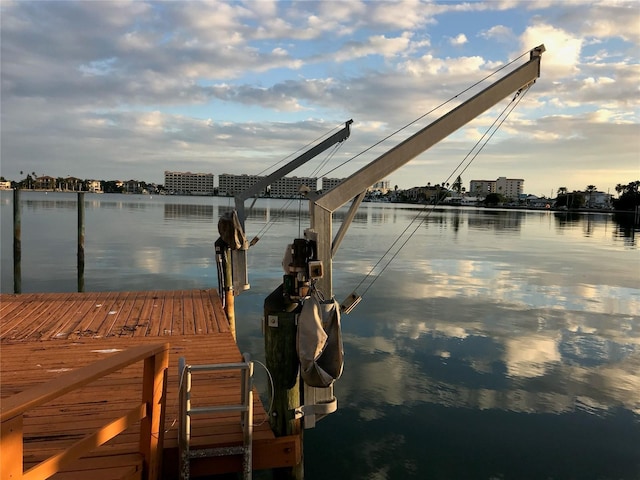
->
xmin=1 ymin=0 xmax=639 ymax=197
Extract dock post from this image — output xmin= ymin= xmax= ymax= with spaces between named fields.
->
xmin=224 ymin=248 xmax=236 ymax=340
xmin=13 ymin=189 xmax=21 ymax=294
xmin=77 ymin=192 xmax=85 ymax=292
xmin=264 ymin=285 xmax=303 ymax=480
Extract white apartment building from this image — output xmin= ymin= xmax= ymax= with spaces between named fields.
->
xmin=470 ymin=177 xmax=524 ymax=200
xmin=270 ymin=176 xmax=318 ymax=198
xmin=164 ymin=171 xmax=215 ymax=195
xmin=495 ymin=177 xmax=524 ymax=199
xmin=218 ymin=174 xmax=265 ymax=197
xmin=469 ymin=180 xmax=495 ymax=197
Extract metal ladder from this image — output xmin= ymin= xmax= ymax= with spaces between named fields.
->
xmin=178 ymin=354 xmax=254 ymax=480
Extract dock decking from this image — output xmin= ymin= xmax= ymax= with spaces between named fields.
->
xmin=0 ymin=289 xmax=301 ymax=479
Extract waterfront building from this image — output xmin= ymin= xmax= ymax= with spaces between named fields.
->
xmin=63 ymin=176 xmax=84 ymax=191
xmin=582 ymin=190 xmax=612 ymax=208
xmin=87 ymin=180 xmax=103 ymax=193
xmin=35 ymin=175 xmax=56 ymax=190
xmin=321 ymin=177 xmax=344 ymax=193
xmin=218 ymin=173 xmax=265 ymax=197
xmin=496 ymin=177 xmax=524 ymax=199
xmin=370 ymin=180 xmax=391 ymax=194
xmin=405 ymin=185 xmax=441 ymax=203
xmin=124 ymin=179 xmax=144 ymax=194
xmin=270 ymin=176 xmax=318 ymax=198
xmin=470 ymin=177 xmax=524 ymax=200
xmin=321 ymin=178 xmax=388 ymax=195
xmin=469 ymin=180 xmax=495 ymax=197
xmin=164 ymin=171 xmax=215 ymax=195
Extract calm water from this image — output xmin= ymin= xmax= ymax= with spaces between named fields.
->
xmin=2 ymin=191 xmax=639 ymax=479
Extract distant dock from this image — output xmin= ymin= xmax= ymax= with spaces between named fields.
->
xmin=0 ymin=289 xmax=300 ymax=479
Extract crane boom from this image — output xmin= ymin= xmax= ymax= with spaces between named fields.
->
xmin=234 ymin=120 xmax=353 ymax=228
xmin=226 ymin=119 xmax=353 ymax=295
xmin=309 ymin=45 xmax=545 ymax=298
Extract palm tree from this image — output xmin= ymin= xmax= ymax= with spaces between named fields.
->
xmin=452 ymin=175 xmax=462 ymax=194
xmin=586 ymin=185 xmax=597 ymax=208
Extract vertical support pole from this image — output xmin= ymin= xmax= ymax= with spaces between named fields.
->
xmin=178 ymin=358 xmax=191 ymax=480
xmin=13 ymin=189 xmax=21 ymax=294
xmin=310 ymin=205 xmax=333 ymax=297
xmin=1 ymin=415 xmax=24 ymax=480
xmin=264 ymin=286 xmax=303 ymax=480
xmin=224 ymin=249 xmax=236 ymax=340
xmin=140 ymin=345 xmax=169 ymax=480
xmin=242 ymin=354 xmax=254 ymax=480
xmin=77 ymin=192 xmax=85 ymax=292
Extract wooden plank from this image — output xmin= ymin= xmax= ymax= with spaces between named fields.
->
xmin=67 ymin=292 xmax=119 ymax=339
xmin=146 ymin=293 xmax=166 ymax=337
xmin=192 ymin=290 xmax=209 ymax=335
xmin=121 ymin=292 xmax=150 ymax=337
xmin=182 ymin=290 xmax=196 ymax=335
xmin=40 ymin=294 xmax=96 ymax=340
xmin=133 ymin=291 xmax=160 ymax=337
xmin=48 ymin=454 xmax=142 ymax=480
xmin=101 ymin=291 xmax=136 ymax=338
xmin=1 ymin=294 xmax=55 ymax=340
xmin=91 ymin=292 xmax=129 ymax=338
xmin=201 ymin=289 xmax=229 ymax=333
xmin=171 ymin=290 xmax=185 ymax=336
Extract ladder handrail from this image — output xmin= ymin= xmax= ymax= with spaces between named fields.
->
xmin=178 ymin=353 xmax=254 ymax=480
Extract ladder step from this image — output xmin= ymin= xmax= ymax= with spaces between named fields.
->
xmin=189 ymin=404 xmax=248 ymax=415
xmin=189 ymin=446 xmax=247 ymax=458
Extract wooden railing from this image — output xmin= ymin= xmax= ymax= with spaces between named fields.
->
xmin=0 ymin=343 xmax=170 ymax=480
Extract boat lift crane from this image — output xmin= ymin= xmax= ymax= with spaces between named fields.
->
xmin=272 ymin=44 xmax=546 ymax=429
xmin=221 ymin=45 xmax=545 ymax=437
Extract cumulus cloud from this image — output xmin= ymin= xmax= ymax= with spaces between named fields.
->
xmin=480 ymin=25 xmax=516 ymax=43
xmin=449 ymin=33 xmax=468 ymax=46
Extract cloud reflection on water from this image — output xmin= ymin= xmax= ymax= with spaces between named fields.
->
xmin=337 ymin=291 xmax=640 ymax=419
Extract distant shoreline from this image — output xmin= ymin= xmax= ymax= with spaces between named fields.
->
xmin=5 ymin=188 xmax=637 ymax=216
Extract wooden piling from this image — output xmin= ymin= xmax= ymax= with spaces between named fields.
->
xmin=264 ymin=285 xmax=304 ymax=480
xmin=13 ymin=189 xmax=21 ymax=294
xmin=224 ymin=249 xmax=236 ymax=340
xmin=77 ymin=192 xmax=85 ymax=292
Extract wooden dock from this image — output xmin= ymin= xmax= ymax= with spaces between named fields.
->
xmin=0 ymin=289 xmax=301 ymax=479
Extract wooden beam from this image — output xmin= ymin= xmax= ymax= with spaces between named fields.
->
xmin=140 ymin=347 xmax=169 ymax=480
xmin=1 ymin=415 xmax=23 ymax=480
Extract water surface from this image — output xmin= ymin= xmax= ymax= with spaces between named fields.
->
xmin=1 ymin=191 xmax=639 ymax=479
